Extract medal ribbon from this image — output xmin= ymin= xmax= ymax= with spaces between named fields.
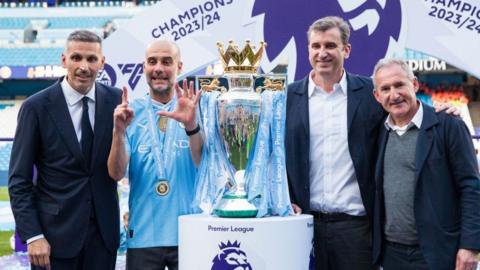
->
xmin=146 ymin=95 xmax=177 ymax=188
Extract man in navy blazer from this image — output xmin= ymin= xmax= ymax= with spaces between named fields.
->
xmin=9 ymin=30 xmax=122 ymax=269
xmin=372 ymin=58 xmax=480 ymax=270
xmin=285 ymin=16 xmax=385 ymax=270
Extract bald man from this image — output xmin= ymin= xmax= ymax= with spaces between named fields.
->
xmin=108 ymin=40 xmax=202 ymax=270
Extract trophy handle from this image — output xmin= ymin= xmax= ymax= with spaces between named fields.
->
xmin=255 ymin=76 xmax=286 ymax=93
xmin=199 ymin=77 xmax=227 ymax=93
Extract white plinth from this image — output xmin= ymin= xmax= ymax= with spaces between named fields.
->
xmin=179 ymin=214 xmax=313 ymax=270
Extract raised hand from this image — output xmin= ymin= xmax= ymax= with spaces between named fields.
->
xmin=113 ymin=86 xmax=135 ymax=134
xmin=158 ymin=79 xmax=202 ymax=130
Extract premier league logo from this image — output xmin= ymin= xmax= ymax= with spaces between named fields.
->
xmin=252 ymin=0 xmax=402 ymax=79
xmin=211 ymin=240 xmax=253 ymax=270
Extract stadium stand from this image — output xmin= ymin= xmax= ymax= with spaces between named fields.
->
xmin=0 ymin=3 xmax=145 ymax=67
xmin=0 ymin=47 xmax=64 ymax=66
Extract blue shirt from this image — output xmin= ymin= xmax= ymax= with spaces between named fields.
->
xmin=125 ymin=96 xmax=197 ymax=248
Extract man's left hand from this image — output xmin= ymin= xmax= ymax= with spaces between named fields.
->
xmin=455 ymin=248 xmax=478 ymax=270
xmin=158 ymin=79 xmax=202 ymax=130
xmin=434 ymin=102 xmax=461 ymax=116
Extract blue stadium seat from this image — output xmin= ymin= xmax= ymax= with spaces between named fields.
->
xmin=0 ymin=18 xmax=31 ymax=29
xmin=0 ymin=17 xmax=119 ymax=30
xmin=0 ymin=47 xmax=64 ymax=66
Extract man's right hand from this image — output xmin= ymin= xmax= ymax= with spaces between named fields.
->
xmin=28 ymin=238 xmax=51 ymax=269
xmin=113 ymin=86 xmax=134 ymax=134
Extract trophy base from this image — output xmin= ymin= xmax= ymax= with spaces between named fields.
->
xmin=213 ymin=194 xmax=258 ymax=218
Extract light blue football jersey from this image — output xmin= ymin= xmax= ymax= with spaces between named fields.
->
xmin=125 ymin=96 xmax=197 ymax=248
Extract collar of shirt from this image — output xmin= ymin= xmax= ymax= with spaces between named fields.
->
xmin=61 ymin=77 xmax=96 ymax=105
xmin=150 ymin=95 xmax=174 ymax=111
xmin=308 ymin=69 xmax=348 ymax=98
xmin=384 ymin=101 xmax=423 ymax=134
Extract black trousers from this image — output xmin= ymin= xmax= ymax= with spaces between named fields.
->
xmin=31 ymin=216 xmax=116 ymax=270
xmin=127 ymin=246 xmax=178 ymax=270
xmin=312 ymin=212 xmax=376 ymax=270
xmin=381 ymin=240 xmax=429 ymax=270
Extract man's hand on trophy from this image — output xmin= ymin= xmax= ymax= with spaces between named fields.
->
xmin=113 ymin=86 xmax=135 ymax=134
xmin=158 ymin=79 xmax=202 ymax=130
xmin=291 ymin=203 xmax=302 ymax=215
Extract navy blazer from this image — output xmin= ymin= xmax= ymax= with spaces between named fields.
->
xmin=285 ymin=73 xmax=385 ymax=221
xmin=373 ymin=105 xmax=480 ymax=270
xmin=9 ymin=79 xmax=122 ymax=258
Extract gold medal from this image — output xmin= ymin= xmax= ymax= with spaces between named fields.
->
xmin=158 ymin=116 xmax=168 ymax=132
xmin=156 ymin=180 xmax=169 ymax=196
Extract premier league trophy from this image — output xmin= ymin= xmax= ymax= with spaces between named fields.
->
xmin=194 ymin=40 xmax=292 ymax=218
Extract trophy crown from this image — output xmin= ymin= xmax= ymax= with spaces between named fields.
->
xmin=216 ymin=40 xmax=266 ymax=73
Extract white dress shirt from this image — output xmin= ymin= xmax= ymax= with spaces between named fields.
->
xmin=27 ymin=78 xmax=96 ymax=244
xmin=61 ymin=78 xmax=96 ymax=143
xmin=308 ymin=70 xmax=366 ymax=215
xmin=384 ymin=101 xmax=423 ymax=135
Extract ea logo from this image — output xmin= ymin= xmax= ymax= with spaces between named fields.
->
xmin=252 ymin=0 xmax=402 ymax=79
xmin=211 ymin=240 xmax=253 ymax=270
xmin=97 ymin=63 xmax=117 ymax=87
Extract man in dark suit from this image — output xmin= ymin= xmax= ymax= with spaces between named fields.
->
xmin=372 ymin=58 xmax=480 ymax=270
xmin=9 ymin=30 xmax=122 ymax=269
xmin=286 ymin=16 xmax=384 ymax=270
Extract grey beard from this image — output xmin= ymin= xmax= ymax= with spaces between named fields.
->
xmin=151 ymin=84 xmax=172 ymax=96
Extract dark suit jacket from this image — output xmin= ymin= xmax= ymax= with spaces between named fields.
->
xmin=285 ymin=73 xmax=385 ymax=221
xmin=373 ymin=105 xmax=480 ymax=270
xmin=9 ymin=79 xmax=122 ymax=258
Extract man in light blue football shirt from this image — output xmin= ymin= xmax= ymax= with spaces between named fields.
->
xmin=107 ymin=40 xmax=202 ymax=270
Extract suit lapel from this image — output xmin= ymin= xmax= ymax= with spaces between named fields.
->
xmin=415 ymin=105 xmax=437 ymax=180
xmin=45 ymin=81 xmax=85 ymax=166
xmin=375 ymin=124 xmax=389 ymax=189
xmin=91 ymin=83 xmax=111 ymax=168
xmin=293 ymin=77 xmax=310 ymax=140
xmin=346 ymin=73 xmax=362 ymax=132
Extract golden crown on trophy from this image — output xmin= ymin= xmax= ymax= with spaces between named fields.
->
xmin=216 ymin=40 xmax=267 ymax=73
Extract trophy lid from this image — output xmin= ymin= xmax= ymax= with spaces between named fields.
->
xmin=217 ymin=40 xmax=266 ymax=74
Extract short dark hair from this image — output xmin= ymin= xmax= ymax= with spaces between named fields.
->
xmin=66 ymin=30 xmax=102 ymax=46
xmin=307 ymin=16 xmax=351 ymax=45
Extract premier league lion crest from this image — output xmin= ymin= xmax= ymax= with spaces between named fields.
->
xmin=253 ymin=0 xmax=402 ymax=79
xmin=211 ymin=240 xmax=253 ymax=270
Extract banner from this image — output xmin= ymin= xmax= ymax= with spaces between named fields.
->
xmin=100 ymin=0 xmax=480 ymax=98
